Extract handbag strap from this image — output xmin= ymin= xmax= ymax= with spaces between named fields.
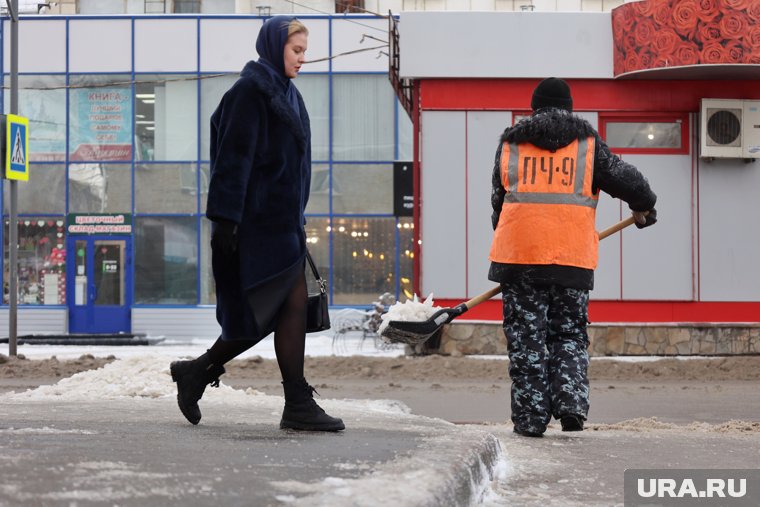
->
xmin=305 ymin=250 xmax=327 ymax=293
xmin=305 ymin=250 xmax=321 ymax=279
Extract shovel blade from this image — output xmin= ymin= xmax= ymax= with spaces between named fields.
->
xmin=380 ymin=308 xmax=453 ymax=346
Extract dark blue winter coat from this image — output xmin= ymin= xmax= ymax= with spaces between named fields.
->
xmin=206 ymin=60 xmax=312 ymax=340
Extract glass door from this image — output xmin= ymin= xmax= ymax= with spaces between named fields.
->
xmin=67 ymin=235 xmax=132 ymax=333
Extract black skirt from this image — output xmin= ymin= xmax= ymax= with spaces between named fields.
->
xmin=243 ymin=260 xmax=303 ymax=340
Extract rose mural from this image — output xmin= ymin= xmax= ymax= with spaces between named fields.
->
xmin=612 ymin=0 xmax=760 ymax=76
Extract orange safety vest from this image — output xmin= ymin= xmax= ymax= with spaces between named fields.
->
xmin=489 ymin=136 xmax=599 ymax=269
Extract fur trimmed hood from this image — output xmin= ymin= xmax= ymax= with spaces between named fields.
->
xmin=239 ymin=60 xmax=308 ymax=152
xmin=502 ymin=108 xmax=597 ymax=151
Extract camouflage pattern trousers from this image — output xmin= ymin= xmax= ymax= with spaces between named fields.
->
xmin=500 ymin=280 xmax=590 ymax=432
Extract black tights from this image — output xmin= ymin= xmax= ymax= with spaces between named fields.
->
xmin=207 ymin=272 xmax=307 ymax=383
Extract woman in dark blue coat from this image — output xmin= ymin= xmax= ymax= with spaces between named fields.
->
xmin=170 ymin=16 xmax=344 ymax=432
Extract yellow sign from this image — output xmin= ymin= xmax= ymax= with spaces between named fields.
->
xmin=5 ymin=114 xmax=29 ymax=181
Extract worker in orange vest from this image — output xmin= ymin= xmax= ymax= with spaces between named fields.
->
xmin=489 ymin=78 xmax=657 ymax=437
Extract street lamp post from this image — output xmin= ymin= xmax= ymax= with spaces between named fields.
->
xmin=6 ymin=0 xmax=19 ymax=356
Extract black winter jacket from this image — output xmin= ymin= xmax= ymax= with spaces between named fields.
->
xmin=489 ymin=108 xmax=657 ymax=290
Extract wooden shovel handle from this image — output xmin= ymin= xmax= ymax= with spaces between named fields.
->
xmin=599 ymin=215 xmax=635 ymax=240
xmin=598 ymin=214 xmax=640 ymax=240
xmin=464 ymin=285 xmax=502 ymax=310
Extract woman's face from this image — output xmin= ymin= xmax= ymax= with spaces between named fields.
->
xmin=284 ymin=32 xmax=308 ymax=78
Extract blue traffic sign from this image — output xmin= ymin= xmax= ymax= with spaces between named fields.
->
xmin=5 ymin=114 xmax=29 ymax=181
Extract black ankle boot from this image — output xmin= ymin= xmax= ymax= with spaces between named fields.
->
xmin=280 ymin=378 xmax=345 ymax=432
xmin=170 ymin=352 xmax=225 ymax=425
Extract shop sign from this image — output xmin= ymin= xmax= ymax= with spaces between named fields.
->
xmin=69 ymin=88 xmax=132 ymax=161
xmin=393 ymin=161 xmax=414 ymax=217
xmin=102 ymin=260 xmax=119 ymax=274
xmin=67 ymin=214 xmax=132 ymax=235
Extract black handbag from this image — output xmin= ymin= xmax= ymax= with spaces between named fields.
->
xmin=305 ymin=250 xmax=331 ymax=333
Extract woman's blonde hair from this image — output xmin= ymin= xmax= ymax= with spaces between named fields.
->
xmin=288 ymin=19 xmax=309 ymax=37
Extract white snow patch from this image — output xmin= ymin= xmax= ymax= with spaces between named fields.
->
xmin=338 ymin=398 xmax=412 ymax=415
xmin=592 ymin=355 xmax=723 ymax=362
xmin=478 ymin=455 xmax=511 ymax=505
xmin=4 ymin=355 xmax=260 ymax=402
xmin=379 ymin=294 xmax=441 ymax=334
xmin=270 ymin=432 xmax=506 ymax=507
xmin=0 ymin=356 xmax=417 ymax=417
xmin=13 ymin=333 xmax=406 ymax=361
xmin=0 ymin=426 xmax=96 ymax=435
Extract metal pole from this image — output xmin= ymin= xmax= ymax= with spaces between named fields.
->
xmin=8 ymin=0 xmax=19 ymax=356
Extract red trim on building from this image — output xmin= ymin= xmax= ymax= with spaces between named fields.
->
xmin=419 ymin=79 xmax=760 ymax=112
xmin=433 ymin=299 xmax=760 ymax=323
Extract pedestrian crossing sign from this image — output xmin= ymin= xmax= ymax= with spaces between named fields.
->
xmin=5 ymin=114 xmax=29 ymax=181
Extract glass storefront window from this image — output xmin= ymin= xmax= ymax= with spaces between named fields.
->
xmin=306 ymin=164 xmax=329 ymax=215
xmin=3 ymin=218 xmax=67 ymax=305
xmin=305 ymin=217 xmax=330 ymax=299
xmin=135 ymin=74 xmax=198 ymax=161
xmin=199 ymin=74 xmax=237 ymax=161
xmin=135 ymin=163 xmax=197 ymax=214
xmin=200 ymin=217 xmax=214 ymax=305
xmin=200 ymin=163 xmax=210 ymax=215
xmin=135 ymin=216 xmax=198 ymax=304
xmin=331 ymin=217 xmax=395 ymax=305
xmin=397 ymin=217 xmax=415 ymax=301
xmin=3 ymin=165 xmax=65 ymax=214
xmin=4 ymin=75 xmax=66 ymax=162
xmin=332 ymin=164 xmax=393 ymax=214
xmin=332 ymin=74 xmax=395 ymax=161
xmin=397 ymin=101 xmax=413 ymax=162
xmin=0 ymin=65 xmax=411 ymax=308
xmin=295 ymin=74 xmax=329 ymax=161
xmin=69 ymin=74 xmax=133 ymax=162
xmin=69 ymin=163 xmax=132 ymax=213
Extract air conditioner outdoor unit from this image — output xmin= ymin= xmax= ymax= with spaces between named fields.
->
xmin=700 ymin=98 xmax=760 ymax=159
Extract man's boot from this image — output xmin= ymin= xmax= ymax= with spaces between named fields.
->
xmin=170 ymin=352 xmax=225 ymax=425
xmin=280 ymin=378 xmax=345 ymax=431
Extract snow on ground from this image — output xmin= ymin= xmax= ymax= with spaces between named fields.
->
xmin=2 ymin=351 xmax=413 ymax=420
xmin=7 ymin=331 xmax=728 ymax=365
xmin=9 ymin=332 xmax=406 ymax=361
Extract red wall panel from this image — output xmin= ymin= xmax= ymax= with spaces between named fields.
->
xmin=419 ymin=79 xmax=760 ymax=112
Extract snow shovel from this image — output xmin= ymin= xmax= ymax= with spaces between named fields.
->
xmin=381 ymin=215 xmax=639 ymax=345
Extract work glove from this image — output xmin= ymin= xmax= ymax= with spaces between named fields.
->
xmin=211 ymin=220 xmax=238 ymax=255
xmin=632 ymin=208 xmax=657 ymax=229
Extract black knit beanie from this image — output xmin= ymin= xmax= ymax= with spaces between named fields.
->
xmin=531 ymin=77 xmax=573 ymax=112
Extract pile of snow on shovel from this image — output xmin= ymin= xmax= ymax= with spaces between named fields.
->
xmin=378 ymin=294 xmax=441 ymax=334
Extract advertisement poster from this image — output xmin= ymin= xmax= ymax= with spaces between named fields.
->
xmin=69 ymin=87 xmax=132 ymax=161
xmin=612 ymin=0 xmax=760 ymax=76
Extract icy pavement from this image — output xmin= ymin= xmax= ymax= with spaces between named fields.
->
xmin=3 ymin=340 xmax=759 ymax=505
xmin=0 ymin=355 xmax=506 ymax=507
